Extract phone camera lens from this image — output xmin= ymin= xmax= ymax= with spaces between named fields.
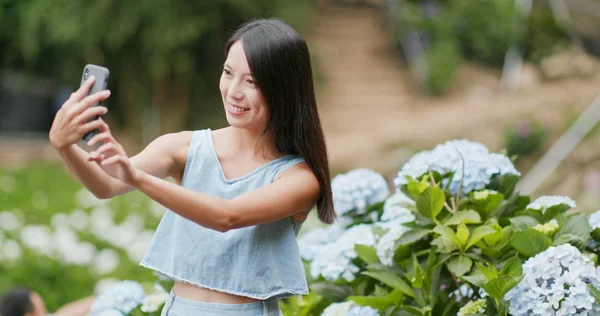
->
xmin=84 ymin=69 xmax=89 ymax=80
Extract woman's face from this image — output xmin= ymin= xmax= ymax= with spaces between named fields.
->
xmin=219 ymin=40 xmax=269 ymax=132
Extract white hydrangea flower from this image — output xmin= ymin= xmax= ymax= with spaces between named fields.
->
xmin=90 ymin=207 xmax=115 ymax=240
xmin=380 ymin=192 xmax=415 ymax=222
xmin=91 ymin=280 xmax=145 ymax=316
xmin=527 ymin=195 xmax=576 ymax=213
xmin=322 ymin=301 xmax=354 ymax=315
xmin=394 ymin=140 xmax=520 ymax=195
xmin=452 ymin=284 xmax=487 ymax=301
xmin=65 ymin=242 xmax=97 ymax=266
xmin=69 ymin=209 xmax=90 ymax=231
xmin=20 ymin=225 xmax=53 ymax=256
xmin=309 ymin=224 xmax=376 ymax=282
xmin=347 ymin=305 xmax=380 ymax=316
xmin=322 ymin=301 xmax=380 ymax=316
xmin=332 ymin=168 xmax=390 ymax=216
xmin=0 ymin=211 xmax=21 ymax=232
xmin=92 ymin=249 xmax=121 ymax=275
xmin=374 ymin=198 xmax=415 ymax=266
xmin=50 ymin=212 xmax=70 ymax=229
xmin=125 ymin=230 xmax=154 ymax=262
xmin=53 ymin=227 xmax=79 ymax=259
xmin=141 ymin=283 xmax=169 ymax=313
xmin=298 ymin=223 xmax=344 ymax=261
xmin=533 ymin=219 xmax=559 ymax=235
xmin=76 ymin=189 xmax=109 ymax=208
xmin=505 ymin=244 xmax=600 ymax=315
xmin=2 ymin=239 xmax=21 ymax=261
xmin=374 ymin=223 xmax=411 ymax=267
xmin=589 ymin=210 xmax=600 ymax=230
xmin=457 ymin=299 xmax=486 ymax=316
xmin=94 ymin=278 xmax=119 ymax=296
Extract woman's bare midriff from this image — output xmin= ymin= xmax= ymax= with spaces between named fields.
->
xmin=172 ymin=281 xmax=260 ymax=304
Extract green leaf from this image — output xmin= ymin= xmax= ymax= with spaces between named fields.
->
xmin=309 ymin=282 xmax=353 ymax=302
xmin=447 ymin=255 xmax=473 ymax=277
xmin=472 ymin=191 xmax=505 ymax=214
xmin=587 ymin=283 xmax=600 ymax=302
xmin=445 ymin=210 xmax=481 ymax=225
xmin=416 ymin=187 xmax=445 ymax=219
xmin=406 ymin=254 xmax=424 ymax=288
xmin=509 ymin=216 xmax=540 ymax=232
xmin=514 ymin=209 xmax=545 ymax=222
xmin=542 ymin=204 xmax=572 ymax=221
xmin=395 ymin=228 xmax=432 ymax=246
xmin=499 ymin=254 xmax=523 ymax=279
xmin=349 ymin=289 xmax=404 ymax=311
xmin=592 ymin=228 xmax=600 ymax=242
xmin=355 ymin=244 xmax=379 ymax=264
xmin=456 ymin=224 xmax=469 ymax=247
xmin=408 ymin=181 xmax=430 ymax=199
xmin=474 ymin=262 xmax=498 ymax=281
xmin=465 ymin=225 xmax=496 ymax=250
xmin=363 ymin=270 xmax=416 ymax=298
xmin=482 ymin=223 xmax=503 ymax=246
xmin=511 ymin=228 xmax=553 ymax=258
xmin=498 ymin=174 xmax=519 ymax=197
xmin=484 ymin=275 xmax=522 ymax=300
xmin=431 ymin=236 xmax=458 ymax=254
xmin=433 ymin=225 xmax=461 ymax=249
xmin=553 ymin=233 xmax=586 ymax=248
xmin=394 ymin=244 xmax=412 ymax=262
xmin=554 ymin=213 xmax=591 ymax=249
xmin=461 ymin=269 xmax=487 ymax=288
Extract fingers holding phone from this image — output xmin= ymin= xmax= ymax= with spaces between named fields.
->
xmin=49 ymin=65 xmax=111 ymax=150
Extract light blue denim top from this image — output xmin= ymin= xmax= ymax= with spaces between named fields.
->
xmin=140 ymin=129 xmax=309 ymax=300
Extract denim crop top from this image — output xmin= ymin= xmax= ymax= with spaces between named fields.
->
xmin=140 ymin=129 xmax=309 ymax=300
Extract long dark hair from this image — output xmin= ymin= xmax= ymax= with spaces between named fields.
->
xmin=225 ymin=19 xmax=335 ymax=224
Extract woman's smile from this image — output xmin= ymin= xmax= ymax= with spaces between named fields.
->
xmin=226 ymin=102 xmax=250 ymax=115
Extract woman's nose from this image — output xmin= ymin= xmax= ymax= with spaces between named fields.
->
xmin=228 ymin=82 xmax=244 ymax=100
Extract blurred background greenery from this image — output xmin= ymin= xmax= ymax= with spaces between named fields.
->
xmin=2 ymin=0 xmax=600 ymax=312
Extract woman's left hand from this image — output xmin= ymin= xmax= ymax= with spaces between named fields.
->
xmin=86 ymin=119 xmax=143 ymax=187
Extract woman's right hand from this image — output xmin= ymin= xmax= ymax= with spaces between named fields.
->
xmin=49 ymin=76 xmax=111 ymax=150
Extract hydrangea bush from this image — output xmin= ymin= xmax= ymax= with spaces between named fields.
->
xmin=0 ymin=165 xmax=165 ymax=312
xmin=91 ymin=280 xmax=170 ymax=316
xmin=291 ymin=140 xmax=600 ymax=316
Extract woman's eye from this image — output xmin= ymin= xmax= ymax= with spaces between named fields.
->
xmin=223 ymin=68 xmax=232 ymax=76
xmin=246 ymin=79 xmax=255 ymax=85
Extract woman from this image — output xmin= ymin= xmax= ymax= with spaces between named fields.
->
xmin=49 ymin=19 xmax=335 ymax=315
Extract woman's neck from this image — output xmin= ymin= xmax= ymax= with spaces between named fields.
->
xmin=226 ymin=126 xmax=279 ymax=161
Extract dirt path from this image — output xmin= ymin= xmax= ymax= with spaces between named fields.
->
xmin=307 ymin=2 xmax=600 ymax=179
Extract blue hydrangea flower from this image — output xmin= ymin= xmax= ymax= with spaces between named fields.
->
xmin=332 ymin=168 xmax=390 ymax=216
xmin=505 ymin=244 xmax=600 ymax=316
xmin=297 ymin=223 xmax=344 ymax=261
xmin=527 ymin=195 xmax=577 ymax=213
xmin=91 ymin=280 xmax=145 ymax=316
xmin=321 ymin=301 xmax=380 ymax=316
xmin=309 ymin=224 xmax=376 ymax=282
xmin=589 ymin=210 xmax=600 ymax=230
xmin=394 ymin=140 xmax=520 ymax=195
xmin=374 ymin=192 xmax=416 ymax=266
xmin=347 ymin=305 xmax=380 ymax=316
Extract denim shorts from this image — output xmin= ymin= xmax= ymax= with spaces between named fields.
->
xmin=160 ymin=290 xmax=282 ymax=316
